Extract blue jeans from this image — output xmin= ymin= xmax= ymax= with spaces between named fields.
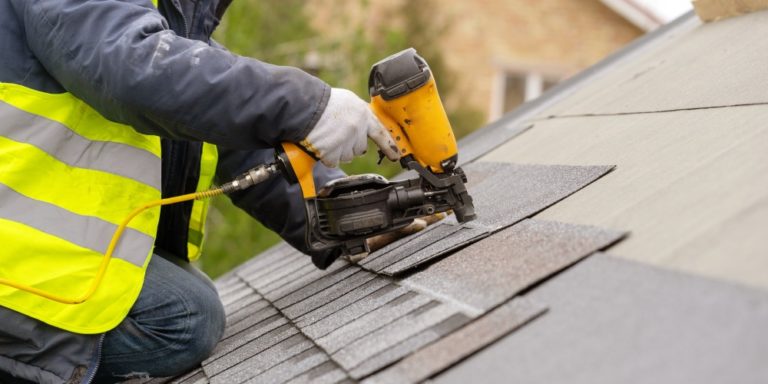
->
xmin=93 ymin=253 xmax=226 ymax=383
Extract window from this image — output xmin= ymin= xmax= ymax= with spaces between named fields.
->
xmin=489 ymin=70 xmax=560 ymax=121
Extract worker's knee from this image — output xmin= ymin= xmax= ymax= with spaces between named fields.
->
xmin=98 ymin=257 xmax=226 ymax=380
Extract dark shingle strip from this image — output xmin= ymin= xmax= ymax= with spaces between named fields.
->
xmin=380 ymin=224 xmax=490 ymax=275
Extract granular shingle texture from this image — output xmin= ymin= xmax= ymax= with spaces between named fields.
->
xmin=359 ymin=162 xmax=614 ymax=276
xmin=433 ymin=255 xmax=768 ymax=384
xmin=362 ymin=297 xmax=547 ymax=384
xmin=152 ymin=159 xmax=623 ymax=384
xmin=402 ymin=219 xmax=626 ymax=313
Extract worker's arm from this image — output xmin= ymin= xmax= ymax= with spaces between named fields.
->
xmin=10 ymin=0 xmax=327 ymax=149
xmin=216 ymin=147 xmax=346 ymax=268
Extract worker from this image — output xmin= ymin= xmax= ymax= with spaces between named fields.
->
xmin=0 ymin=0 xmax=403 ymax=383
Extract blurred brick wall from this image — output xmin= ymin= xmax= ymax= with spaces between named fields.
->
xmin=307 ymin=0 xmax=642 ymax=122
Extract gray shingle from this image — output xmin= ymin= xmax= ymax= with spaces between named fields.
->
xmin=360 ymin=223 xmax=464 ymax=272
xmin=362 ymin=297 xmax=547 ymax=384
xmin=210 ymin=333 xmax=313 ymax=384
xmin=359 ymin=163 xmax=614 ymax=276
xmin=261 ymin=262 xmax=350 ymax=302
xmin=248 ymin=262 xmax=316 ymax=293
xmin=315 ymin=291 xmax=432 ymax=353
xmin=221 ymin=304 xmax=279 ymax=340
xmin=332 ymin=301 xmax=464 ymax=372
xmin=219 ymin=286 xmax=254 ymax=308
xmin=223 ymin=296 xmax=270 ymax=326
xmin=281 ymin=269 xmax=378 ymax=320
xmin=244 ymin=347 xmax=329 ymax=384
xmin=434 ymin=255 xmax=768 ymax=384
xmin=380 ymin=224 xmax=490 ymax=276
xmin=272 ymin=265 xmax=362 ymax=310
xmin=236 ymin=252 xmax=306 ymax=287
xmin=204 ymin=317 xmax=292 ymax=374
xmin=283 ymin=361 xmax=349 ymax=384
xmin=293 ymin=278 xmax=392 ymax=329
xmin=403 ymin=219 xmax=625 ymax=313
xmin=348 ymin=312 xmax=471 ymax=380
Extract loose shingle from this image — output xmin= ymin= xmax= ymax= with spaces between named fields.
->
xmin=362 ymin=297 xmax=547 ymax=384
xmin=403 ymin=219 xmax=625 ymax=313
xmin=360 ymin=163 xmax=614 ymax=276
xmin=380 ymin=224 xmax=490 ymax=275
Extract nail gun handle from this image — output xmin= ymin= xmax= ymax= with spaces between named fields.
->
xmin=276 ymin=142 xmax=317 ymax=199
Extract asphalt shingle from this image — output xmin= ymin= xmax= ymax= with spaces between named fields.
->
xmin=359 ymin=162 xmax=614 ymax=276
xmin=403 ymin=219 xmax=625 ymax=313
xmin=361 ymin=297 xmax=547 ymax=384
xmin=299 ymin=283 xmax=408 ymax=339
xmin=433 ymin=254 xmax=768 ymax=384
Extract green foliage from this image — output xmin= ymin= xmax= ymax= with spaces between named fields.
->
xmin=200 ymin=0 xmax=483 ymax=277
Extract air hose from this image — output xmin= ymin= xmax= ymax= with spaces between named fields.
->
xmin=0 ymin=163 xmax=278 ymax=305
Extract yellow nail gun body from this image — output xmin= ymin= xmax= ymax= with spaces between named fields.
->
xmin=278 ymin=48 xmax=475 ymax=264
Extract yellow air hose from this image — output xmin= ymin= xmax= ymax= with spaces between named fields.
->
xmin=0 ymin=163 xmax=278 ymax=305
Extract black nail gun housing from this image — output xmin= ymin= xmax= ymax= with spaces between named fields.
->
xmin=303 ymin=156 xmax=475 ymax=262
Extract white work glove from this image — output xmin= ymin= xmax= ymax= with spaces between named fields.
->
xmin=300 ymin=88 xmax=401 ymax=168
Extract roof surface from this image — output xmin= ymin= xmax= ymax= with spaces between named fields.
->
xmin=144 ymin=9 xmax=768 ymax=384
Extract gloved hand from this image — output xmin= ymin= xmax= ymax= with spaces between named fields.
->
xmin=300 ymin=88 xmax=401 ymax=168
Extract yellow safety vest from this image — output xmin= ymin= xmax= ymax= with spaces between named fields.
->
xmin=0 ymin=82 xmax=217 ymax=334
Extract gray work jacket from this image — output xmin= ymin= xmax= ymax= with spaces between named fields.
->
xmin=0 ymin=0 xmax=342 ymax=382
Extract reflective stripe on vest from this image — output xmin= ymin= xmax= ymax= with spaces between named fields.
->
xmin=188 ymin=142 xmax=218 ymax=260
xmin=0 ymin=82 xmax=162 ymax=334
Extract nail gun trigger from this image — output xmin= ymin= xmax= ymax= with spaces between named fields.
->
xmin=376 ymin=150 xmax=385 ymax=165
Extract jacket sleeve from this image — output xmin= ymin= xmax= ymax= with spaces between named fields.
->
xmin=11 ymin=0 xmax=329 ymax=148
xmin=216 ymin=147 xmax=347 ymax=268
